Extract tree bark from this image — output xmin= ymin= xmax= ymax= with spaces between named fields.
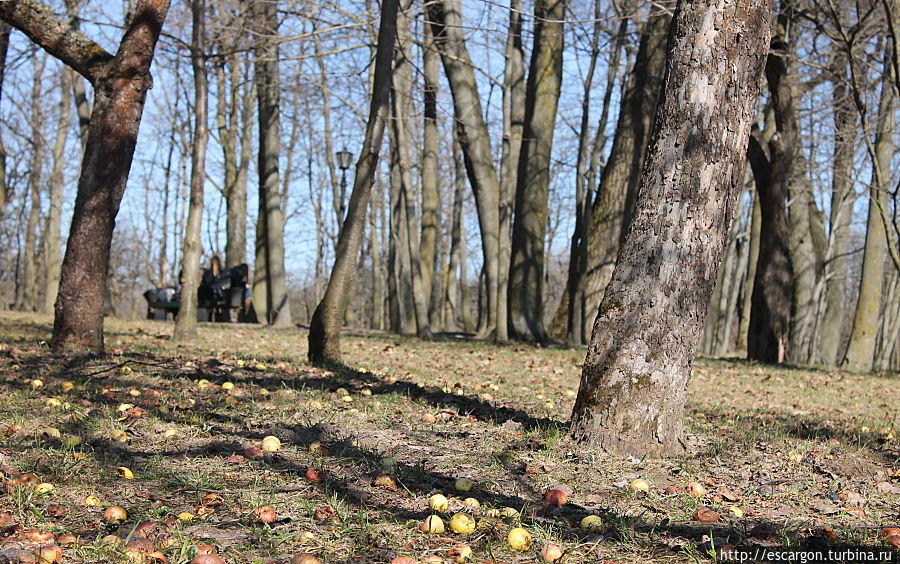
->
xmin=44 ymin=67 xmax=72 ymax=313
xmin=746 ymin=36 xmax=796 ymax=364
xmin=173 ymin=0 xmax=208 ymax=341
xmin=818 ymin=54 xmax=857 ymax=365
xmin=497 ymin=0 xmax=525 ymax=343
xmin=18 ymin=55 xmax=45 ymax=312
xmin=580 ymin=10 xmax=670 ymax=341
xmin=508 ymin=0 xmax=566 ymax=343
xmin=427 ymin=0 xmax=500 ymax=338
xmin=570 ymin=0 xmax=772 ymax=457
xmin=308 ymin=0 xmax=399 ymax=363
xmin=252 ymin=0 xmax=291 ymax=327
xmin=0 ymin=22 xmax=9 ymax=212
xmin=0 ymin=0 xmax=171 ymax=353
xmin=842 ymin=45 xmax=895 ymax=372
xmin=737 ymin=185 xmax=761 ymax=349
xmin=421 ymin=20 xmax=440 ymax=329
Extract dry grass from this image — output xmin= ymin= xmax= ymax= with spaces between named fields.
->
xmin=0 ymin=311 xmax=897 ymax=563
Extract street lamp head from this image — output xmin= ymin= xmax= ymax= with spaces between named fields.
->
xmin=336 ymin=149 xmax=353 ymax=171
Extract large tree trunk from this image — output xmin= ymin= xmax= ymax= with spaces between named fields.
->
xmin=569 ymin=0 xmax=771 ymax=457
xmin=387 ymin=111 xmax=415 ymax=334
xmin=746 ymin=37 xmax=796 ymax=364
xmin=496 ymin=0 xmax=525 ymax=343
xmin=0 ymin=0 xmax=171 ymax=353
xmin=173 ymin=0 xmax=208 ymax=341
xmin=308 ymin=0 xmax=399 ymax=363
xmin=18 ymin=55 xmax=45 ymax=312
xmin=427 ymin=0 xmax=500 ymax=338
xmin=507 ymin=0 xmax=566 ymax=343
xmin=580 ymin=10 xmax=670 ymax=341
xmin=842 ymin=45 xmax=896 ymax=372
xmin=44 ymin=67 xmax=72 ymax=313
xmin=817 ymin=55 xmax=857 ymax=365
xmin=252 ymin=0 xmax=291 ymax=327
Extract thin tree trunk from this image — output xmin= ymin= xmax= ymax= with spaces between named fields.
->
xmin=44 ymin=67 xmax=72 ymax=313
xmin=497 ymin=0 xmax=525 ymax=343
xmin=570 ymin=0 xmax=771 ymax=456
xmin=308 ymin=0 xmax=399 ymax=363
xmin=427 ymin=0 xmax=500 ymax=338
xmin=421 ymin=21 xmax=440 ymax=330
xmin=818 ymin=54 xmax=857 ymax=365
xmin=388 ymin=111 xmax=414 ymax=334
xmin=0 ymin=0 xmax=172 ymax=352
xmin=370 ymin=177 xmax=384 ymax=330
xmin=843 ymin=45 xmax=895 ymax=372
xmin=18 ymin=55 xmax=45 ymax=312
xmin=581 ymin=10 xmax=670 ymax=340
xmin=174 ymin=0 xmax=208 ymax=341
xmin=391 ymin=5 xmax=430 ymax=338
xmin=0 ymin=22 xmax=9 ymax=212
xmin=737 ymin=186 xmax=761 ymax=349
xmin=508 ymin=0 xmax=565 ymax=343
xmin=253 ymin=0 xmax=290 ymax=326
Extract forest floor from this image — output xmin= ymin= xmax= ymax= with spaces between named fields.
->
xmin=0 ymin=311 xmax=898 ymax=564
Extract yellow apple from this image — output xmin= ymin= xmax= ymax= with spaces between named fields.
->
xmin=449 ymin=513 xmax=476 ymax=534
xmin=629 ymin=478 xmax=650 ymax=492
xmin=429 ymin=494 xmax=449 ymax=512
xmin=261 ymin=436 xmax=281 ymax=452
xmin=580 ymin=515 xmax=603 ymax=531
xmin=418 ymin=515 xmax=445 ymax=534
xmin=507 ymin=527 xmax=532 ymax=551
xmin=454 ymin=478 xmax=475 ymax=492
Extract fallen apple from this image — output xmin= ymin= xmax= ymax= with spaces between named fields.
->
xmin=42 ymin=427 xmax=61 ymax=439
xmin=56 ymin=534 xmax=77 ymax=546
xmin=61 ymin=435 xmax=82 ymax=448
xmin=111 ymin=429 xmax=129 ymax=442
xmin=290 ymin=554 xmax=322 ymax=564
xmin=33 ymin=482 xmax=55 ymax=495
xmin=190 ymin=556 xmax=225 ymax=564
xmin=629 ymin=478 xmax=650 ymax=492
xmin=261 ymin=436 xmax=281 ymax=452
xmin=540 ymin=543 xmax=563 ymax=562
xmin=687 ymin=482 xmax=707 ymax=498
xmin=428 ymin=493 xmax=449 ymax=512
xmin=729 ymin=506 xmax=744 ymax=518
xmin=34 ymin=544 xmax=62 ymax=564
xmin=117 ymin=466 xmax=135 ymax=479
xmin=507 ymin=527 xmax=532 ymax=552
xmin=177 ymin=512 xmax=195 ymax=522
xmin=60 ymin=381 xmax=74 ymax=393
xmin=448 ymin=544 xmax=472 ymax=563
xmin=462 ymin=497 xmax=480 ymax=509
xmin=45 ymin=398 xmax=62 ymax=408
xmin=305 ymin=467 xmax=322 ymax=482
xmin=420 ymin=413 xmax=437 ymax=424
xmin=31 ymin=379 xmax=44 ymax=388
xmin=84 ymin=495 xmax=102 ymax=506
xmin=418 ymin=515 xmax=445 ymax=534
xmin=254 ymin=506 xmax=277 ymax=523
xmin=104 ymin=506 xmax=128 ymax=523
xmin=449 ymin=513 xmax=476 ymax=534
xmin=544 ymin=489 xmax=567 ymax=507
xmin=580 ymin=515 xmax=603 ymax=531
xmin=221 ymin=382 xmax=234 ymax=390
xmin=454 ymin=478 xmax=475 ymax=492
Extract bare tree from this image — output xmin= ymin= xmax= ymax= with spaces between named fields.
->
xmin=308 ymin=0 xmax=399 ymax=363
xmin=570 ymin=0 xmax=772 ymax=456
xmin=44 ymin=68 xmax=72 ymax=313
xmin=0 ymin=0 xmax=171 ymax=353
xmin=174 ymin=0 xmax=209 ymax=341
xmin=0 ymin=22 xmax=9 ymax=212
xmin=507 ymin=0 xmax=566 ymax=343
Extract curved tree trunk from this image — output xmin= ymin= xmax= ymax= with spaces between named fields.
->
xmin=173 ymin=0 xmax=208 ymax=342
xmin=570 ymin=0 xmax=772 ymax=457
xmin=508 ymin=0 xmax=566 ymax=343
xmin=0 ymin=0 xmax=171 ymax=353
xmin=308 ymin=0 xmax=399 ymax=364
xmin=0 ymin=22 xmax=9 ymax=212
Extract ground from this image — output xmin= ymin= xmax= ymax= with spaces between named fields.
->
xmin=0 ymin=311 xmax=897 ymax=564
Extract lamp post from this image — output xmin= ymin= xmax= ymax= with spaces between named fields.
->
xmin=336 ymin=148 xmax=353 ymax=224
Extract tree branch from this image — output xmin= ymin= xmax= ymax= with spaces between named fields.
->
xmin=0 ymin=0 xmax=113 ymax=83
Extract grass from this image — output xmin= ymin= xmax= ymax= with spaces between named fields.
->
xmin=0 ymin=311 xmax=897 ymax=563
